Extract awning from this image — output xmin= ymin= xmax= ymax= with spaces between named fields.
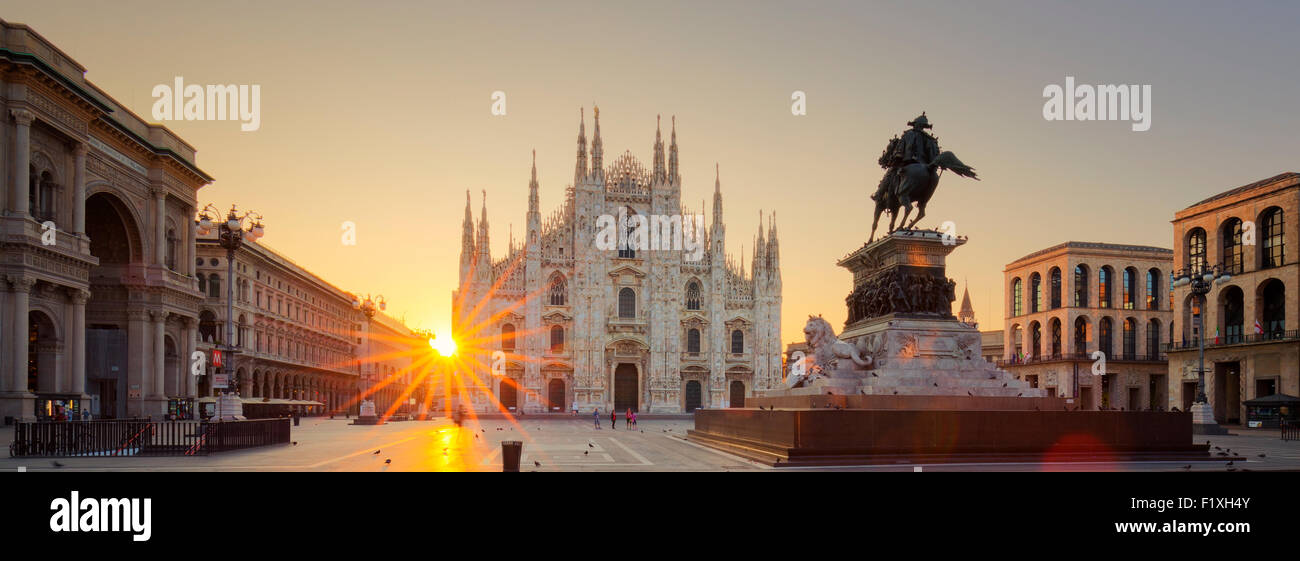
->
xmin=1243 ymin=393 xmax=1300 ymax=406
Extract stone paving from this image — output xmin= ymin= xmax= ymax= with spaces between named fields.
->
xmin=2 ymin=417 xmax=1297 ymax=472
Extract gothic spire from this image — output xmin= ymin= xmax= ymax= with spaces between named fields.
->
xmin=668 ymin=115 xmax=679 ymax=184
xmin=591 ymin=104 xmax=604 ymax=181
xmin=712 ymin=162 xmax=723 ymax=225
xmin=574 ymin=108 xmax=587 ymax=186
xmin=461 ymin=189 xmax=475 ymax=262
xmin=528 ymin=149 xmax=540 ymax=215
xmin=477 ymin=189 xmax=490 ymax=257
xmin=959 ymin=283 xmax=976 ymax=324
xmin=652 ymin=114 xmax=666 ymax=183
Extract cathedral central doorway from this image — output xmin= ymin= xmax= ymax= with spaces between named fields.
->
xmin=547 ymin=378 xmax=565 ymax=412
xmin=729 ymin=380 xmax=745 ymax=408
xmin=685 ymin=380 xmax=702 ymax=412
xmin=499 ymin=379 xmax=517 ymax=410
xmin=614 ymin=364 xmax=638 ymax=412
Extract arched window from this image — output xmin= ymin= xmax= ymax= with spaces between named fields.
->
xmin=618 ymin=207 xmax=637 ymax=259
xmin=1050 ymin=318 xmax=1061 ymax=357
xmin=1147 ymin=319 xmax=1161 ymax=359
xmin=1261 ymin=208 xmax=1284 ymax=269
xmin=1146 ymin=268 xmax=1160 ymax=310
xmin=237 ymin=314 xmax=247 ymax=348
xmin=198 ymin=274 xmax=208 ymax=293
xmin=1123 ymin=267 xmax=1137 ymax=310
xmin=1011 ymin=278 xmax=1023 ymax=316
xmin=199 ymin=310 xmax=218 ymax=344
xmin=1030 ymin=273 xmax=1042 ymax=313
xmin=208 ymin=274 xmax=222 ymax=298
xmin=1122 ymin=318 xmax=1136 ymax=358
xmin=1261 ymin=279 xmax=1286 ymax=337
xmin=549 ymin=274 xmax=567 ymax=306
xmin=1221 ymin=286 xmax=1244 ymax=344
xmin=1010 ymin=324 xmax=1023 ymax=359
xmin=1098 ymin=266 xmax=1113 ymax=308
xmin=166 ymin=228 xmax=178 ymax=271
xmin=1073 ymin=265 xmax=1089 ymax=307
xmin=1073 ymin=317 xmax=1088 ymax=354
xmin=731 ymin=329 xmax=744 ymax=354
xmin=501 ymin=324 xmax=516 ymax=351
xmin=685 ymin=281 xmax=702 ymax=310
xmin=687 ymin=328 xmax=701 ymax=353
xmin=1049 ymin=267 xmax=1062 ymax=309
xmin=1098 ymin=317 xmax=1113 ymax=356
xmin=1222 ymin=218 xmax=1243 ymax=274
xmin=1187 ymin=228 xmax=1207 ymax=272
xmin=549 ymin=325 xmax=564 ymax=352
xmin=618 ymin=288 xmax=636 ymax=318
xmin=1030 ymin=321 xmax=1041 ymax=358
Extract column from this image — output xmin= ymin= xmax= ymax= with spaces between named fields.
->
xmin=73 ymin=143 xmax=87 ymax=235
xmin=152 ymin=187 xmax=167 ymax=266
xmin=152 ymin=310 xmax=168 ymax=398
xmin=182 ymin=317 xmax=197 ymax=398
xmin=10 ymin=109 xmax=34 ymax=216
xmin=66 ymin=288 xmax=89 ymax=396
xmin=9 ymin=276 xmax=35 ymax=392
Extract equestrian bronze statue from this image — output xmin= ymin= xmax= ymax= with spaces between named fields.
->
xmin=868 ymin=113 xmax=979 ymax=243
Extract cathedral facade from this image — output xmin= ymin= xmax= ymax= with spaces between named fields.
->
xmin=453 ymin=108 xmax=782 ymax=414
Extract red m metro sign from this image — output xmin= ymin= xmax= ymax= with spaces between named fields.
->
xmin=212 ymin=349 xmax=223 ymax=368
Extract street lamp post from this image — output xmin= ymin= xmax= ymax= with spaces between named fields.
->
xmin=353 ymin=294 xmax=385 ymax=420
xmin=1172 ymin=263 xmax=1231 ymax=435
xmin=196 ymin=204 xmax=264 ymax=420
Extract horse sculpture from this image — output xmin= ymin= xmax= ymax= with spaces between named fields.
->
xmin=867 ymin=114 xmax=980 ymax=243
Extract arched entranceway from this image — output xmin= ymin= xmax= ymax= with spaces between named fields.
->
xmin=614 ymin=363 xmax=638 ymax=412
xmin=729 ymin=380 xmax=745 ymax=408
xmin=684 ymin=380 xmax=702 ymax=412
xmin=28 ymin=310 xmax=59 ymax=396
xmin=499 ymin=378 xmax=518 ymax=410
xmin=547 ymin=378 xmax=565 ymax=412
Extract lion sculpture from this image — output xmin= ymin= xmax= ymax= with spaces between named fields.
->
xmin=803 ymin=315 xmax=873 ymax=373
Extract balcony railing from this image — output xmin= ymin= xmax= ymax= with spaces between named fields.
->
xmin=997 ymin=351 xmax=1166 ymax=368
xmin=1165 ymin=330 xmax=1299 ymax=351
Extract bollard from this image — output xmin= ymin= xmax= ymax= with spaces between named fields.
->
xmin=501 ymin=441 xmax=523 ymax=472
xmin=294 ymin=415 xmax=300 ymax=427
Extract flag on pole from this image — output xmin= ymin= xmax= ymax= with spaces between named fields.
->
xmin=1255 ymin=320 xmax=1263 ymax=335
xmin=1214 ymin=326 xmax=1220 ymax=345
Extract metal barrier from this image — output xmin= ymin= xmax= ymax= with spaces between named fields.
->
xmin=1283 ymin=420 xmax=1300 ymax=442
xmin=9 ymin=418 xmax=290 ymax=457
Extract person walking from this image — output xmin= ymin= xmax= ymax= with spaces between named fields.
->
xmin=625 ymin=408 xmax=632 ymax=429
xmin=610 ymin=409 xmax=617 ymax=430
xmin=593 ymin=407 xmax=601 ymax=429
xmin=630 ymin=410 xmax=637 ymax=428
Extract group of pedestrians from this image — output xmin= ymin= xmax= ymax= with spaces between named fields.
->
xmin=590 ymin=407 xmax=637 ymax=429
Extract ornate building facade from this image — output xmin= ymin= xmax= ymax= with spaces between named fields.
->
xmin=1001 ymin=241 xmax=1173 ymax=410
xmin=0 ymin=19 xmax=210 ymax=420
xmin=1168 ymin=173 xmax=1299 ymax=425
xmin=194 ymin=235 xmax=415 ymax=418
xmin=453 ymin=109 xmax=782 ymax=414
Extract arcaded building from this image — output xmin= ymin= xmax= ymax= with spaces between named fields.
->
xmin=194 ymin=235 xmax=415 ymax=418
xmin=453 ymin=108 xmax=783 ymax=414
xmin=1168 ymin=172 xmax=1299 ymax=425
xmin=1002 ymin=242 xmax=1173 ymax=409
xmin=0 ymin=19 xmax=211 ymax=420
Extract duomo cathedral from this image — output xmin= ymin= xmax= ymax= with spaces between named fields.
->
xmin=452 ymin=108 xmax=783 ymax=413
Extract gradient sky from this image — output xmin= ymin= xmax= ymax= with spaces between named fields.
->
xmin=10 ymin=0 xmax=1298 ymax=342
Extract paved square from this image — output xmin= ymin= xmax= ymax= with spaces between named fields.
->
xmin=2 ymin=418 xmax=1298 ymax=472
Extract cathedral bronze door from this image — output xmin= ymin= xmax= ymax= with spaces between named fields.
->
xmin=614 ymin=364 xmax=638 ymax=412
xmin=499 ymin=379 xmax=517 ymax=410
xmin=685 ymin=380 xmax=702 ymax=412
xmin=547 ymin=379 xmax=565 ymax=412
xmin=729 ymin=380 xmax=745 ymax=408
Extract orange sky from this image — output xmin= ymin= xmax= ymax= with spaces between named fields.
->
xmin=11 ymin=1 xmax=1298 ymax=344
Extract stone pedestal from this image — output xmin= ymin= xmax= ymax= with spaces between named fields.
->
xmin=0 ymin=392 xmax=35 ymax=422
xmin=772 ymin=231 xmax=1045 ymax=399
xmin=1190 ymin=401 xmax=1231 ymax=435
